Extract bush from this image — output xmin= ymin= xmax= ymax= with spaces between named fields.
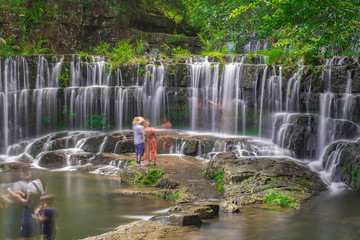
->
xmin=204 ymin=168 xmax=225 ymax=192
xmin=131 ymin=167 xmax=164 ymax=185
xmin=263 ymin=191 xmax=299 ymax=208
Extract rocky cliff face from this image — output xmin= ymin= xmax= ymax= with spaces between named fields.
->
xmin=0 ymin=0 xmax=197 ymax=53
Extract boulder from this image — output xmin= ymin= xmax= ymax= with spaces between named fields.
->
xmin=193 ymin=201 xmax=220 ymax=215
xmin=187 ymin=206 xmax=214 ymax=219
xmin=69 ymin=153 xmax=95 ymax=165
xmin=207 ymin=152 xmax=326 ymax=207
xmin=113 ymin=139 xmax=134 ymax=154
xmin=155 ymin=176 xmax=179 ymax=189
xmin=81 ymin=135 xmax=106 ymax=153
xmin=220 ymin=201 xmax=240 ymax=213
xmin=169 ymin=213 xmax=202 ymax=226
xmin=37 ymin=151 xmax=68 ymax=168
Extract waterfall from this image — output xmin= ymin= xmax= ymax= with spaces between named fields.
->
xmin=342 ymin=70 xmax=354 ymax=120
xmin=1 ymin=54 xmax=360 ymax=193
xmin=142 ymin=64 xmax=165 ymax=125
xmin=285 ymin=67 xmax=303 ymax=112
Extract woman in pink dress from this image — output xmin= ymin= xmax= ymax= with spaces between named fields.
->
xmin=143 ymin=119 xmax=157 ymax=166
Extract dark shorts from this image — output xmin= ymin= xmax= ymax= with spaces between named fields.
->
xmin=135 ymin=143 xmax=145 ymax=156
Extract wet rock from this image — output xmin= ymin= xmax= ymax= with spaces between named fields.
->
xmin=38 ymin=151 xmax=67 ymax=168
xmin=220 ymin=201 xmax=240 ymax=213
xmin=169 ymin=213 xmax=202 ymax=226
xmin=167 ymin=63 xmax=188 ymax=87
xmin=240 ymin=65 xmax=266 ymax=88
xmin=182 ymin=139 xmax=198 ymax=156
xmin=69 ymin=153 xmax=95 ymax=165
xmin=272 ymin=113 xmax=319 ymax=159
xmin=149 ymin=215 xmax=171 ymax=225
xmin=90 ymin=153 xmax=126 ymax=165
xmin=323 ymin=140 xmax=360 ymax=191
xmin=333 ymin=119 xmax=360 ymax=140
xmin=187 ymin=206 xmax=214 ymax=219
xmin=169 ymin=202 xmax=216 ymax=219
xmin=194 ymin=201 xmax=220 ymax=215
xmin=27 ymin=132 xmax=70 ymax=155
xmin=81 ymin=135 xmax=106 ymax=153
xmin=155 ymin=176 xmax=180 ymax=189
xmin=0 ymin=162 xmax=29 ymax=170
xmin=46 ymin=137 xmax=76 ymax=151
xmin=120 ymin=165 xmax=147 ymax=184
xmin=207 ymin=152 xmax=326 ymax=207
xmin=77 ymin=165 xmax=100 ymax=172
xmin=113 ymin=139 xmax=134 ymax=154
xmin=16 ymin=153 xmax=35 ymax=163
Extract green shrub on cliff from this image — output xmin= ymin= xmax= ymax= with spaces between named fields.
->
xmin=76 ymin=39 xmax=149 ymax=66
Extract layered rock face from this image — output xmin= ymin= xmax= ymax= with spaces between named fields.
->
xmin=0 ymin=0 xmax=197 ymax=53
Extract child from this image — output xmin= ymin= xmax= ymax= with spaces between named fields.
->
xmin=34 ymin=194 xmax=57 ymax=240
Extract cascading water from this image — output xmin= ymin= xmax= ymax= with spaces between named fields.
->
xmin=1 ymin=54 xmax=360 ymax=191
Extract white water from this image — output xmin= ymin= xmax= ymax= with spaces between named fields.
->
xmin=1 ymin=55 xmax=360 ymax=192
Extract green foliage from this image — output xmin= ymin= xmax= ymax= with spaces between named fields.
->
xmin=76 ymin=39 xmax=149 ymax=66
xmin=257 ymin=48 xmax=289 ymax=66
xmin=244 ymin=126 xmax=259 ymax=136
xmin=92 ymin=42 xmax=111 ymax=56
xmin=169 ymin=34 xmax=188 ymax=44
xmin=161 ymin=43 xmax=191 ymax=58
xmin=204 ymin=168 xmax=225 ymax=192
xmin=55 ymin=121 xmax=66 ymax=131
xmin=129 ymin=161 xmax=136 ymax=166
xmin=62 ymin=105 xmax=76 ymax=120
xmin=198 ymin=34 xmax=229 ymax=56
xmin=43 ymin=116 xmax=50 ymax=124
xmin=143 ymin=167 xmax=164 ymax=185
xmin=263 ymin=191 xmax=299 ymax=208
xmin=185 ymin=0 xmax=360 ymax=61
xmin=86 ymin=113 xmax=110 ymax=130
xmin=58 ymin=67 xmax=70 ymax=88
xmin=131 ymin=167 xmax=164 ymax=185
xmin=0 ymin=36 xmax=49 ymax=57
xmin=168 ymin=190 xmax=180 ymax=202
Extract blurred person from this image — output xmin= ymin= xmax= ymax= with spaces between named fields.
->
xmin=11 ymin=176 xmax=45 ymax=240
xmin=1 ymin=167 xmax=30 ymax=240
xmin=143 ymin=119 xmax=157 ymax=166
xmin=34 ymin=195 xmax=57 ymax=240
xmin=132 ymin=116 xmax=145 ymax=166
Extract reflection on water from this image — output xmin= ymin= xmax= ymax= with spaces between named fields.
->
xmin=0 ymin=170 xmax=172 ymax=240
xmin=191 ymin=190 xmax=360 ymax=240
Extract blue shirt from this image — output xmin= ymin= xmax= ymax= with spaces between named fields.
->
xmin=132 ymin=124 xmax=144 ymax=144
